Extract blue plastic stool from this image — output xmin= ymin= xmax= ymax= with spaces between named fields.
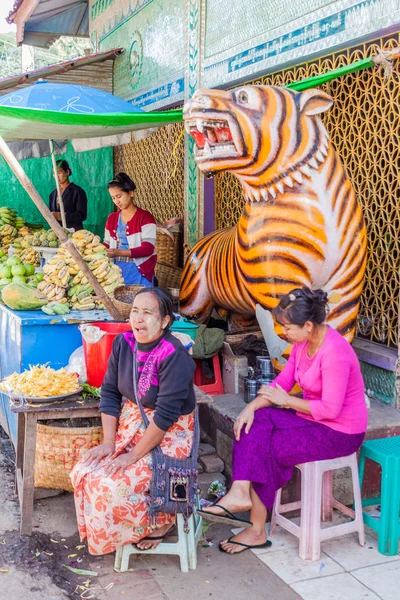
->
xmin=358 ymin=436 xmax=400 ymax=555
xmin=114 ymin=511 xmax=203 ymax=573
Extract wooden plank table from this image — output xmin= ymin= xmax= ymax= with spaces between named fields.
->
xmin=11 ymin=396 xmax=100 ymax=536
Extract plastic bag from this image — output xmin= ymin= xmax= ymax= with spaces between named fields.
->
xmin=66 ymin=346 xmax=87 ymax=382
xmin=79 ymin=324 xmax=106 ymax=344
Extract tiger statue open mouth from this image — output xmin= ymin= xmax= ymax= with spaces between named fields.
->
xmin=186 ymin=117 xmax=240 ymax=163
xmin=180 ymin=85 xmax=367 ymax=343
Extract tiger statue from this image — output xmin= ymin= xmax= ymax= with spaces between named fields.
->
xmin=180 ymin=85 xmax=367 ymax=342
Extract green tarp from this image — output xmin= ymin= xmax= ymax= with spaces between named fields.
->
xmin=0 ymin=142 xmax=113 ymax=237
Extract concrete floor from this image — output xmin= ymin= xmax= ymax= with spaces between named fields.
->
xmin=0 ymin=428 xmax=299 ymax=600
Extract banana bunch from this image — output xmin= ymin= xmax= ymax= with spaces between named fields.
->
xmin=13 ymin=246 xmax=40 ymax=267
xmin=0 ymin=207 xmax=17 ymax=227
xmin=17 ymin=226 xmax=32 ymax=237
xmin=70 ymin=295 xmax=96 ymax=311
xmin=67 ymin=281 xmax=94 ymax=304
xmin=0 ymin=224 xmax=18 ymax=238
xmin=15 ymin=216 xmax=25 ymax=230
xmin=41 ymin=301 xmax=70 ymax=316
xmin=37 ymin=280 xmax=68 ymax=303
xmin=12 ymin=230 xmax=40 ymax=266
xmin=0 ymin=224 xmax=19 ymax=252
xmin=94 ymin=298 xmax=106 ymax=310
xmin=42 ymin=258 xmax=71 ymax=288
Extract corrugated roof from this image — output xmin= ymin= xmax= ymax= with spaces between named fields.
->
xmin=7 ymin=0 xmax=89 ymax=48
xmin=0 ymin=48 xmax=123 ymax=95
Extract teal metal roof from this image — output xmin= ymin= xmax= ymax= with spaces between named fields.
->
xmin=8 ymin=0 xmax=89 ymax=48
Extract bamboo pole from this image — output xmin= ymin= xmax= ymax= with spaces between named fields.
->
xmin=49 ymin=140 xmax=67 ymax=228
xmin=0 ymin=135 xmax=124 ymax=321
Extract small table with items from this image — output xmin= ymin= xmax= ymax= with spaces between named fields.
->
xmin=11 ymin=395 xmax=100 ymax=536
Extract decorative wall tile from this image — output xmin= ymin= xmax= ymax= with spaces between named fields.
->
xmin=203 ymin=0 xmax=400 ymax=88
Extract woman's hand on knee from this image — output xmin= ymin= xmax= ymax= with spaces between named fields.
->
xmin=103 ymin=451 xmax=137 ymax=477
xmin=234 ymin=405 xmax=255 ymax=441
xmin=80 ymin=442 xmax=114 ymax=468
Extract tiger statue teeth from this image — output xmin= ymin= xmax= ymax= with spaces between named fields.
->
xmin=180 ymin=85 xmax=367 ymax=342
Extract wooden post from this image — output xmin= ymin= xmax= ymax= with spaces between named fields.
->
xmin=0 ymin=135 xmax=124 ymax=321
xmin=49 ymin=140 xmax=67 ymax=228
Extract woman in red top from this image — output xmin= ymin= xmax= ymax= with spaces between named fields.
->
xmin=104 ymin=173 xmax=157 ymax=286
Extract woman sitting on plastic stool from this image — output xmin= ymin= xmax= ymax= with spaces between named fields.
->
xmin=71 ymin=288 xmax=196 ymax=555
xmin=198 ymin=287 xmax=367 ymax=555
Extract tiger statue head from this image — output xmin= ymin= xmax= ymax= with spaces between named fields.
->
xmin=184 ymin=85 xmax=333 ymax=202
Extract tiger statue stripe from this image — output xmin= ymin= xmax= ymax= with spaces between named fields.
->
xmin=181 ymin=85 xmax=367 ymax=340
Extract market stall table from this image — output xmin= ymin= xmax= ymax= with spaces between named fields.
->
xmin=11 ymin=395 xmax=100 ymax=536
xmin=0 ymin=304 xmax=114 ymax=443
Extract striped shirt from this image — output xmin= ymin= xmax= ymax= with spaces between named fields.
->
xmin=104 ymin=207 xmax=157 ymax=281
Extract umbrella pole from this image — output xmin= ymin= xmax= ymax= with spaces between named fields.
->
xmin=0 ymin=135 xmax=124 ymax=321
xmin=49 ymin=140 xmax=67 ymax=228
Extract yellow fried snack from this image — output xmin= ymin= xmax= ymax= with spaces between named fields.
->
xmin=0 ymin=364 xmax=80 ymax=398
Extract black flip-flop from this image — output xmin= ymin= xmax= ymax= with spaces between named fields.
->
xmin=196 ymin=504 xmax=253 ymax=528
xmin=219 ymin=535 xmax=272 ymax=554
xmin=134 ymin=525 xmax=175 ymax=550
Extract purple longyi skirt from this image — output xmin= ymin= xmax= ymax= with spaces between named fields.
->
xmin=232 ymin=407 xmax=365 ymax=510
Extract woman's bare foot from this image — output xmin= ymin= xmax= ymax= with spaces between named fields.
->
xmin=202 ymin=486 xmax=252 ymax=516
xmin=135 ymin=523 xmax=174 ymax=551
xmin=219 ymin=527 xmax=268 ymax=554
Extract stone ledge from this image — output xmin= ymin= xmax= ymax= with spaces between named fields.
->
xmin=352 ymin=338 xmax=397 ymax=372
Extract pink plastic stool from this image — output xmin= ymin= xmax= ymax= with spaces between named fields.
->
xmin=270 ymin=453 xmax=365 ymax=561
xmin=194 ymin=353 xmax=224 ymax=395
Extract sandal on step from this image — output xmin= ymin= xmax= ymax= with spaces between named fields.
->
xmin=196 ymin=504 xmax=253 ymax=528
xmin=219 ymin=536 xmax=272 ymax=554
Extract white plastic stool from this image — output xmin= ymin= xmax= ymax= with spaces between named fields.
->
xmin=114 ymin=512 xmax=203 ymax=573
xmin=270 ymin=452 xmax=365 ymax=561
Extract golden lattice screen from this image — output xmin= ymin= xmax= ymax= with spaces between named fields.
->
xmin=114 ymin=123 xmax=185 ymax=224
xmin=215 ymin=34 xmax=400 ymax=348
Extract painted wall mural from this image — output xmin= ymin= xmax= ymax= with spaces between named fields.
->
xmin=180 ymin=85 xmax=367 ymax=341
xmin=92 ymin=0 xmax=186 ymax=109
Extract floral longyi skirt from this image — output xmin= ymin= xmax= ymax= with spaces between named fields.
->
xmin=71 ymin=400 xmax=194 ymax=555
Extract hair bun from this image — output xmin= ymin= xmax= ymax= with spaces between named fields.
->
xmin=108 ymin=172 xmax=136 ymax=192
xmin=312 ymin=289 xmax=328 ymax=305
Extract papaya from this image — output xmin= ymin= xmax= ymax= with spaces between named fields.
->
xmin=1 ymin=282 xmax=48 ymax=311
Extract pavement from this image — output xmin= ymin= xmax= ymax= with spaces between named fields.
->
xmin=0 ymin=425 xmax=399 ymax=600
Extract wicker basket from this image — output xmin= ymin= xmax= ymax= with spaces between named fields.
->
xmin=113 ymin=284 xmax=144 ymax=320
xmin=155 ymin=261 xmax=183 ymax=290
xmin=155 ymin=230 xmax=180 ymax=266
xmin=34 ymin=423 xmax=103 ymax=492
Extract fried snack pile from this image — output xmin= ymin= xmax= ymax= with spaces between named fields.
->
xmin=0 ymin=364 xmax=80 ymax=398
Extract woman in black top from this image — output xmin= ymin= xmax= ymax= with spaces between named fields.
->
xmin=49 ymin=159 xmax=87 ymax=230
xmin=71 ymin=289 xmax=196 ymax=555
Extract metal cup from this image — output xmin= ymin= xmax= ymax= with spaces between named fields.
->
xmin=256 ymin=356 xmax=274 ymax=377
xmin=243 ymin=377 xmax=258 ymax=403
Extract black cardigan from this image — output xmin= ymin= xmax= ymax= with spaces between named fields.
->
xmin=100 ymin=331 xmax=196 ymax=431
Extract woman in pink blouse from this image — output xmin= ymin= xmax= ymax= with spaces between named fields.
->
xmin=199 ymin=287 xmax=367 ymax=555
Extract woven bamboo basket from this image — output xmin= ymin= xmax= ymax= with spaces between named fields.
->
xmin=34 ymin=423 xmax=103 ymax=492
xmin=155 ymin=262 xmax=183 ymax=290
xmin=155 ymin=230 xmax=180 ymax=266
xmin=113 ymin=284 xmax=144 ymax=320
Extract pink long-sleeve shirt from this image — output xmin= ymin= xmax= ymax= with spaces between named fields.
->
xmin=271 ymin=326 xmax=367 ymax=434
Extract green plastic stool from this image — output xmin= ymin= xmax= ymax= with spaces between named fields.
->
xmin=358 ymin=436 xmax=400 ymax=555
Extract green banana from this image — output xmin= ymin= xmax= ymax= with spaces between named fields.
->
xmin=41 ymin=305 xmax=56 ymax=316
